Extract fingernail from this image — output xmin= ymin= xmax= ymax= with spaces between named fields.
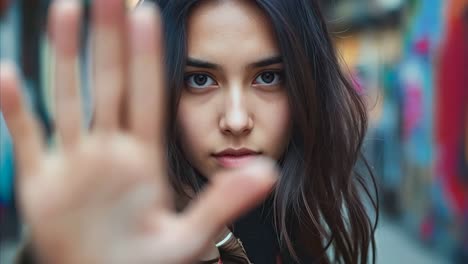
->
xmin=243 ymin=156 xmax=279 ymax=181
xmin=50 ymin=0 xmax=81 ymax=57
xmin=129 ymin=3 xmax=159 ymax=53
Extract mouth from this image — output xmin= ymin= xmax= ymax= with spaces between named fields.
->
xmin=212 ymin=148 xmax=261 ymax=168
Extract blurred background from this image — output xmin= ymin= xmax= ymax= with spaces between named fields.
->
xmin=0 ymin=0 xmax=467 ymax=263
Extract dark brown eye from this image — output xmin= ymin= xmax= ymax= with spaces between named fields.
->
xmin=260 ymin=72 xmax=275 ymax=83
xmin=254 ymin=71 xmax=283 ymax=85
xmin=184 ymin=73 xmax=217 ymax=89
xmin=194 ymin=74 xmax=208 ymax=86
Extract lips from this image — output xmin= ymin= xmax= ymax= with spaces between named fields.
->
xmin=212 ymin=148 xmax=261 ymax=168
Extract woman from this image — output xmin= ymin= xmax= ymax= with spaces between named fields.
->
xmin=0 ymin=0 xmax=378 ymax=263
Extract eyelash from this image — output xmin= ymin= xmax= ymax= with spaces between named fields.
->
xmin=253 ymin=71 xmax=283 ymax=86
xmin=184 ymin=73 xmax=218 ymax=89
xmin=184 ymin=70 xmax=284 ymax=90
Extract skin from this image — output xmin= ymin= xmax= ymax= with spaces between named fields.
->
xmin=178 ymin=0 xmax=292 ymax=178
xmin=178 ymin=2 xmax=291 ymax=258
xmin=0 ymin=0 xmax=278 ymax=263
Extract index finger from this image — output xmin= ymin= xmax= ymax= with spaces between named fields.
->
xmin=128 ymin=3 xmax=165 ymax=145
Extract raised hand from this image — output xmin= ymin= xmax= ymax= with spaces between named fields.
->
xmin=0 ymin=1 xmax=277 ymax=263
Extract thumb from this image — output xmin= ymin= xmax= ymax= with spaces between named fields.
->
xmin=180 ymin=157 xmax=278 ymax=252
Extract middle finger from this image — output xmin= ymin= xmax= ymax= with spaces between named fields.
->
xmin=92 ymin=0 xmax=127 ymax=132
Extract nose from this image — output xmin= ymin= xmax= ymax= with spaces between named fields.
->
xmin=219 ymin=88 xmax=253 ymax=136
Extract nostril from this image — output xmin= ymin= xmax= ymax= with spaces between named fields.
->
xmin=219 ymin=115 xmax=254 ymax=136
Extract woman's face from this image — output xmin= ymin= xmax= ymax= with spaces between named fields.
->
xmin=177 ymin=0 xmax=291 ymax=178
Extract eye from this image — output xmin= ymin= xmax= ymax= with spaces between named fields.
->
xmin=253 ymin=71 xmax=283 ymax=85
xmin=184 ymin=73 xmax=218 ymax=89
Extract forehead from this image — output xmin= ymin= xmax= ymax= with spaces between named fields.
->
xmin=186 ymin=0 xmax=280 ymax=62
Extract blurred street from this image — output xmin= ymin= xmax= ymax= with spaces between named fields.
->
xmin=375 ymin=218 xmax=449 ymax=264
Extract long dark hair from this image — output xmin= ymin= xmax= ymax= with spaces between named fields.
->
xmin=156 ymin=0 xmax=378 ymax=263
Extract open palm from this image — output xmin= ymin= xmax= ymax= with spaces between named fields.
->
xmin=0 ymin=1 xmax=277 ymax=263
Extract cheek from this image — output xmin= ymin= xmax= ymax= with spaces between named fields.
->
xmin=253 ymin=91 xmax=292 ymax=160
xmin=270 ymin=100 xmax=292 ymax=157
xmin=176 ymin=96 xmax=214 ymax=162
xmin=177 ymin=102 xmax=201 ymax=154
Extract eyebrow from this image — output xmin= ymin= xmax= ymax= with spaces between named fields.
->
xmin=186 ymin=55 xmax=283 ymax=70
xmin=249 ymin=56 xmax=283 ymax=68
